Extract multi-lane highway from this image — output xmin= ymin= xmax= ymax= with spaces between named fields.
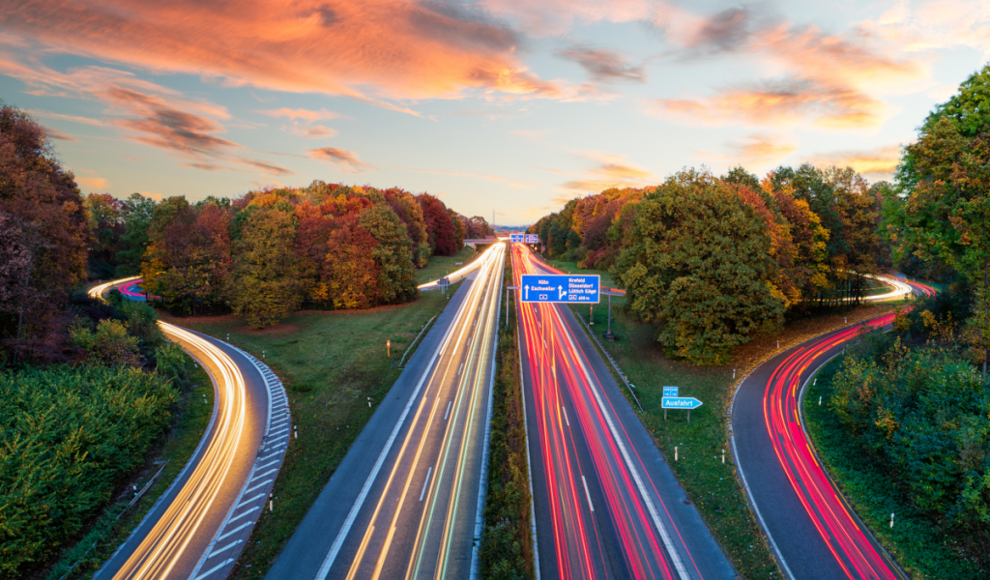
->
xmin=512 ymin=244 xmax=735 ymax=580
xmin=731 ymin=279 xmax=935 ymax=580
xmin=87 ymin=280 xmax=290 ymax=580
xmin=266 ymin=241 xmax=505 ymax=580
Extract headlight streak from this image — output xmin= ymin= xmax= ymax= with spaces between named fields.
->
xmin=88 ymin=279 xmax=281 ymax=580
xmin=513 ymin=245 xmax=700 ymax=580
xmin=337 ymin=242 xmax=505 ymax=580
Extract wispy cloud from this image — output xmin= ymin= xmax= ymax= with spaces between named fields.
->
xmin=77 ymin=176 xmax=108 ymax=190
xmin=258 ymin=107 xmax=339 ymax=121
xmin=561 ymin=152 xmax=654 ymax=194
xmin=285 ymin=122 xmax=338 ymax=138
xmin=42 ymin=125 xmax=77 ymax=142
xmin=308 ymin=147 xmax=371 ymax=173
xmin=807 ymin=144 xmax=903 ymax=179
xmin=558 ymin=47 xmax=645 ymax=83
xmin=0 ymin=0 xmax=568 ymax=106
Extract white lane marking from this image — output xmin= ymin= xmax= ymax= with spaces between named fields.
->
xmin=217 ymin=520 xmax=254 ymax=543
xmin=444 ymin=401 xmax=452 ymax=421
xmin=555 ymin=306 xmax=691 ymax=580
xmin=244 ymin=478 xmax=272 ymax=495
xmin=251 ymin=467 xmax=279 ymax=481
xmin=194 ymin=557 xmax=234 ymax=580
xmin=227 ymin=505 xmax=259 ymax=524
xmin=419 ymin=466 xmax=433 ymax=501
xmin=209 ymin=539 xmax=244 ymax=558
xmin=238 ymin=492 xmax=267 ymax=508
xmin=562 ymin=405 xmax=570 ymax=427
xmin=256 ymin=456 xmax=281 ymax=470
xmin=582 ymin=476 xmax=595 ymax=512
xmin=312 ymin=258 xmax=477 ymax=580
xmin=458 ymin=362 xmax=463 ymax=376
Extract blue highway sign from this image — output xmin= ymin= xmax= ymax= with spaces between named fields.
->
xmin=520 ymin=274 xmax=600 ymax=304
xmin=510 ymin=234 xmax=525 ymax=243
xmin=661 ymin=397 xmax=703 ymax=410
xmin=525 ymin=234 xmax=539 ymax=243
xmin=663 ymin=386 xmax=679 ymax=398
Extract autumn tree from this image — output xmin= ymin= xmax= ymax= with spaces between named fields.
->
xmin=418 ymin=193 xmax=459 ymax=256
xmin=359 ymin=205 xmax=418 ymax=304
xmin=228 ymin=206 xmax=302 ymax=328
xmin=84 ymin=193 xmax=127 ymax=278
xmin=0 ymin=104 xmax=89 ymax=348
xmin=382 ymin=187 xmax=430 ymax=267
xmin=616 ymin=169 xmax=784 ymax=364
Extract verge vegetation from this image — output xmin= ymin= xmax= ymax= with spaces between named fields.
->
xmin=478 ymin=253 xmax=533 ymax=579
xmin=180 ymin=278 xmax=459 ymax=579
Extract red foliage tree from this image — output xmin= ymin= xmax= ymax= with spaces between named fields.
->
xmin=417 ymin=193 xmax=459 ymax=256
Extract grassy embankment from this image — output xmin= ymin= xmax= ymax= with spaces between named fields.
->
xmin=41 ymin=358 xmax=213 ymax=580
xmin=542 ymin=256 xmax=906 ymax=580
xmin=478 ymin=252 xmax=533 ymax=578
xmin=416 ymin=245 xmax=477 ymax=285
xmin=804 ymin=359 xmax=985 ymax=580
xmin=180 ymin=265 xmax=461 ymax=579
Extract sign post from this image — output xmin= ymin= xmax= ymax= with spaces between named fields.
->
xmin=387 ymin=340 xmax=391 ymax=358
xmin=661 ymin=394 xmax=702 ymax=422
xmin=519 ymin=274 xmax=600 ymax=304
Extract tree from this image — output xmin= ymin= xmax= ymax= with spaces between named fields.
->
xmin=615 ymin=169 xmax=784 ymax=364
xmin=228 ymin=207 xmax=302 ymax=328
xmin=0 ymin=103 xmax=89 ymax=346
xmin=84 ymin=193 xmax=127 ymax=278
xmin=382 ymin=187 xmax=431 ymax=267
xmin=358 ymin=205 xmax=418 ymax=304
xmin=418 ymin=193 xmax=459 ymax=256
xmin=0 ymin=209 xmax=31 ymax=315
xmin=116 ymin=193 xmax=157 ymax=276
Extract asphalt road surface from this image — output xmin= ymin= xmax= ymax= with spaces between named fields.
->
xmin=88 ymin=280 xmax=289 ymax=580
xmin=267 ymin=242 xmax=505 ymax=580
xmin=731 ymin=279 xmax=935 ymax=580
xmin=513 ymin=245 xmax=736 ymax=580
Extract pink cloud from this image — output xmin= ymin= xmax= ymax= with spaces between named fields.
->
xmin=807 ymin=145 xmax=903 ymax=179
xmin=308 ymin=147 xmax=371 ymax=173
xmin=0 ymin=0 xmax=566 ymax=104
xmin=77 ymin=176 xmax=108 ymax=190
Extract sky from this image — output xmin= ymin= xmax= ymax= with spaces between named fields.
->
xmin=1 ymin=0 xmax=988 ymax=225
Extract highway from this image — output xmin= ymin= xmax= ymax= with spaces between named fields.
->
xmin=512 ymin=244 xmax=735 ymax=580
xmin=731 ymin=279 xmax=935 ymax=580
xmin=87 ymin=280 xmax=290 ymax=580
xmin=266 ymin=241 xmax=505 ymax=580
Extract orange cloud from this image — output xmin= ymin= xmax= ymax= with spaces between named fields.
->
xmin=704 ymin=133 xmax=796 ymax=167
xmin=0 ymin=0 xmax=565 ymax=104
xmin=561 ymin=153 xmax=654 ymax=193
xmin=807 ymin=145 xmax=903 ymax=179
xmin=259 ymin=108 xmax=339 ymax=121
xmin=653 ymin=77 xmax=889 ymax=129
xmin=42 ymin=125 xmax=77 ymax=142
xmin=308 ymin=147 xmax=371 ymax=173
xmin=77 ymin=176 xmax=108 ymax=190
xmin=286 ymin=123 xmax=338 ymax=139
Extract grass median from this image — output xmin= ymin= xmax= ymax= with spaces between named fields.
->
xmin=180 ymin=285 xmax=458 ymax=579
xmin=548 ymin=257 xmax=906 ymax=579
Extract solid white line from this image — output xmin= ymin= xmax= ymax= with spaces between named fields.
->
xmin=582 ymin=475 xmax=594 ymax=512
xmin=419 ymin=466 xmax=433 ymax=501
xmin=444 ymin=401 xmax=452 ymax=421
xmin=562 ymin=405 xmax=570 ymax=427
xmin=227 ymin=505 xmax=259 ymax=524
xmin=312 ymin=272 xmax=472 ymax=580
xmin=217 ymin=520 xmax=254 ymax=542
xmin=194 ymin=557 xmax=234 ymax=580
xmin=209 ymin=539 xmax=243 ymax=558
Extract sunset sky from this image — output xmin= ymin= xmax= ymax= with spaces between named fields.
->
xmin=1 ymin=0 xmax=988 ymax=224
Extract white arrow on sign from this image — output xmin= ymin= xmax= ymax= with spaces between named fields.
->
xmin=558 ymin=285 xmax=566 ymax=300
xmin=524 ymin=285 xmax=529 ymax=300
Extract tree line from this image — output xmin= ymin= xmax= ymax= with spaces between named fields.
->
xmin=86 ymin=184 xmax=492 ymax=328
xmin=531 ymin=164 xmax=883 ymax=364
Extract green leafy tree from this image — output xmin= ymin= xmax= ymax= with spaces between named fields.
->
xmin=615 ymin=169 xmax=784 ymax=364
xmin=358 ymin=205 xmax=418 ymax=304
xmin=115 ymin=193 xmax=157 ymax=276
xmin=228 ymin=207 xmax=302 ymax=328
xmin=70 ymin=318 xmax=140 ymax=366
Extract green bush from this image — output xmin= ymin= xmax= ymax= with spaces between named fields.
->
xmin=70 ymin=318 xmax=140 ymax=366
xmin=0 ymin=364 xmax=178 ymax=578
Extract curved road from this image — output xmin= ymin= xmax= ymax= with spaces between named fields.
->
xmin=514 ymin=245 xmax=735 ymax=580
xmin=88 ymin=280 xmax=290 ymax=580
xmin=731 ymin=279 xmax=935 ymax=580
